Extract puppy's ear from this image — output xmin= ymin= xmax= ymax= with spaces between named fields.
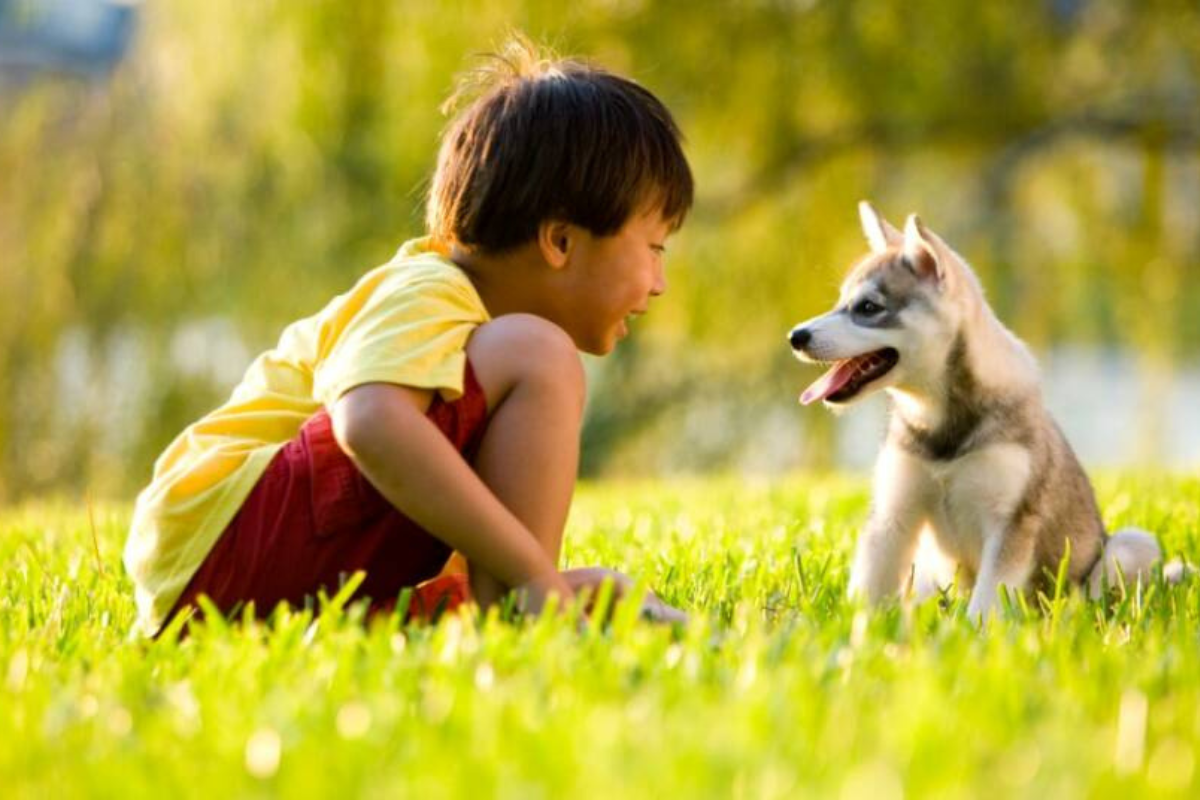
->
xmin=859 ymin=200 xmax=902 ymax=253
xmin=902 ymin=214 xmax=944 ymax=284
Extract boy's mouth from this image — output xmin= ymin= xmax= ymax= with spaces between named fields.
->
xmin=621 ymin=308 xmax=646 ymax=334
xmin=800 ymin=348 xmax=899 ymax=405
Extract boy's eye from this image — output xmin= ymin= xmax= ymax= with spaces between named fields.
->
xmin=651 ymin=244 xmax=666 ymax=255
xmin=853 ymin=299 xmax=884 ymax=316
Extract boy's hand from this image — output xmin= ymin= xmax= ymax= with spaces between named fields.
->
xmin=561 ymin=567 xmax=689 ymax=625
xmin=512 ymin=571 xmax=575 ymax=616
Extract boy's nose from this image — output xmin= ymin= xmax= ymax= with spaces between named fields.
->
xmin=789 ymin=327 xmax=811 ymax=349
xmin=651 ymin=271 xmax=667 ymax=296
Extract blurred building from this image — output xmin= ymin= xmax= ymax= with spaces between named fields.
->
xmin=0 ymin=0 xmax=137 ymax=79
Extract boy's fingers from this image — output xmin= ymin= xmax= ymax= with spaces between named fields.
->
xmin=562 ymin=566 xmax=633 ymax=594
xmin=517 ymin=567 xmax=689 ymax=625
xmin=640 ymin=593 xmax=689 ymax=624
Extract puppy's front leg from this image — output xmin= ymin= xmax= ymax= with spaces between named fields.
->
xmin=848 ymin=514 xmax=925 ymax=603
xmin=966 ymin=526 xmax=1034 ymax=623
xmin=848 ymin=448 xmax=929 ymax=604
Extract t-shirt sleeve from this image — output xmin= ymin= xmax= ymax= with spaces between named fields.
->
xmin=312 ymin=272 xmax=487 ymax=407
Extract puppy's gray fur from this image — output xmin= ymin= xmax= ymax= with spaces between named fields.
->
xmin=790 ymin=203 xmax=1171 ymax=620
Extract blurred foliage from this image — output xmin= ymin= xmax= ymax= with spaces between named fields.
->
xmin=2 ymin=0 xmax=1199 ymax=500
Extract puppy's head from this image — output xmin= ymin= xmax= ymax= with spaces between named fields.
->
xmin=788 ymin=202 xmax=965 ymax=407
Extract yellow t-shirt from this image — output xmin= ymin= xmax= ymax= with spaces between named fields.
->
xmin=124 ymin=238 xmax=490 ymax=637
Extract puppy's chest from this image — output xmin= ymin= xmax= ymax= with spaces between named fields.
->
xmin=918 ymin=445 xmax=1034 ymax=559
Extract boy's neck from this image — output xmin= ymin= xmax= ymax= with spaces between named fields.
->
xmin=450 ymin=241 xmax=556 ymax=320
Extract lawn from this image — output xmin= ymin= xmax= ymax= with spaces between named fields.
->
xmin=2 ymin=473 xmax=1198 ymax=798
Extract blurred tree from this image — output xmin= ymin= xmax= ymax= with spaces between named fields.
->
xmin=1 ymin=0 xmax=1198 ymax=499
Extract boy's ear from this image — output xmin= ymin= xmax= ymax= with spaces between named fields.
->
xmin=537 ymin=220 xmax=574 ymax=269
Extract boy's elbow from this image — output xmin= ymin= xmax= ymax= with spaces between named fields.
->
xmin=330 ymin=383 xmax=433 ymax=462
xmin=331 ymin=385 xmax=391 ymax=461
xmin=330 ymin=392 xmax=372 ymax=460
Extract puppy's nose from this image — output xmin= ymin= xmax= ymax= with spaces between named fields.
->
xmin=789 ymin=327 xmax=811 ymax=350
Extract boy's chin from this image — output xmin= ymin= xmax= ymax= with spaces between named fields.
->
xmin=577 ymin=331 xmax=620 ymax=356
xmin=582 ymin=341 xmax=616 ymax=356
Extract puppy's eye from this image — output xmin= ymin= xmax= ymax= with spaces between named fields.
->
xmin=853 ymin=299 xmax=885 ymax=316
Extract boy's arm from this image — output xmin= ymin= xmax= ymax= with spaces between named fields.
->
xmin=331 ymin=382 xmax=573 ymax=607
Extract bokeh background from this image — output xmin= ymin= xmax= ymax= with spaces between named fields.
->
xmin=2 ymin=0 xmax=1199 ymax=502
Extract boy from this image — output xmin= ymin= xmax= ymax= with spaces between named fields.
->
xmin=123 ymin=38 xmax=693 ymax=637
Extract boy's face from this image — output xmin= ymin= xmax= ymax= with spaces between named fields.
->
xmin=557 ymin=209 xmax=673 ymax=355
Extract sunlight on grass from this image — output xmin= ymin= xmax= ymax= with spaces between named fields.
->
xmin=2 ymin=474 xmax=1198 ymax=797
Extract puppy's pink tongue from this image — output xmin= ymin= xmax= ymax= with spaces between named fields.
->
xmin=800 ymin=358 xmax=861 ymax=405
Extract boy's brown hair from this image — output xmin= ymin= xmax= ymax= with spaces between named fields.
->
xmin=427 ymin=36 xmax=693 ymax=253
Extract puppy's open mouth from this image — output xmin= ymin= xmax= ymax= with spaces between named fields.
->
xmin=800 ymin=348 xmax=899 ymax=405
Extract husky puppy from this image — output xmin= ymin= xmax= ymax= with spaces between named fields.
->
xmin=788 ymin=202 xmax=1164 ymax=620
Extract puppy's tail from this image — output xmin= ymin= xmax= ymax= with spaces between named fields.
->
xmin=1087 ymin=527 xmax=1193 ymax=599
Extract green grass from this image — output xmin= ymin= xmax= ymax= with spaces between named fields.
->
xmin=3 ymin=473 xmax=1199 ymax=798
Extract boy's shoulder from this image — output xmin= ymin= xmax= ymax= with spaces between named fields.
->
xmin=381 ymin=236 xmax=471 ymax=286
xmin=349 ymin=237 xmax=484 ymax=313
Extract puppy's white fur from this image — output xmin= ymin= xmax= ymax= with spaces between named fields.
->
xmin=792 ymin=203 xmax=1175 ymax=621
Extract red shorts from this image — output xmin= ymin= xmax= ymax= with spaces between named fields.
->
xmin=164 ymin=363 xmax=489 ymax=632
